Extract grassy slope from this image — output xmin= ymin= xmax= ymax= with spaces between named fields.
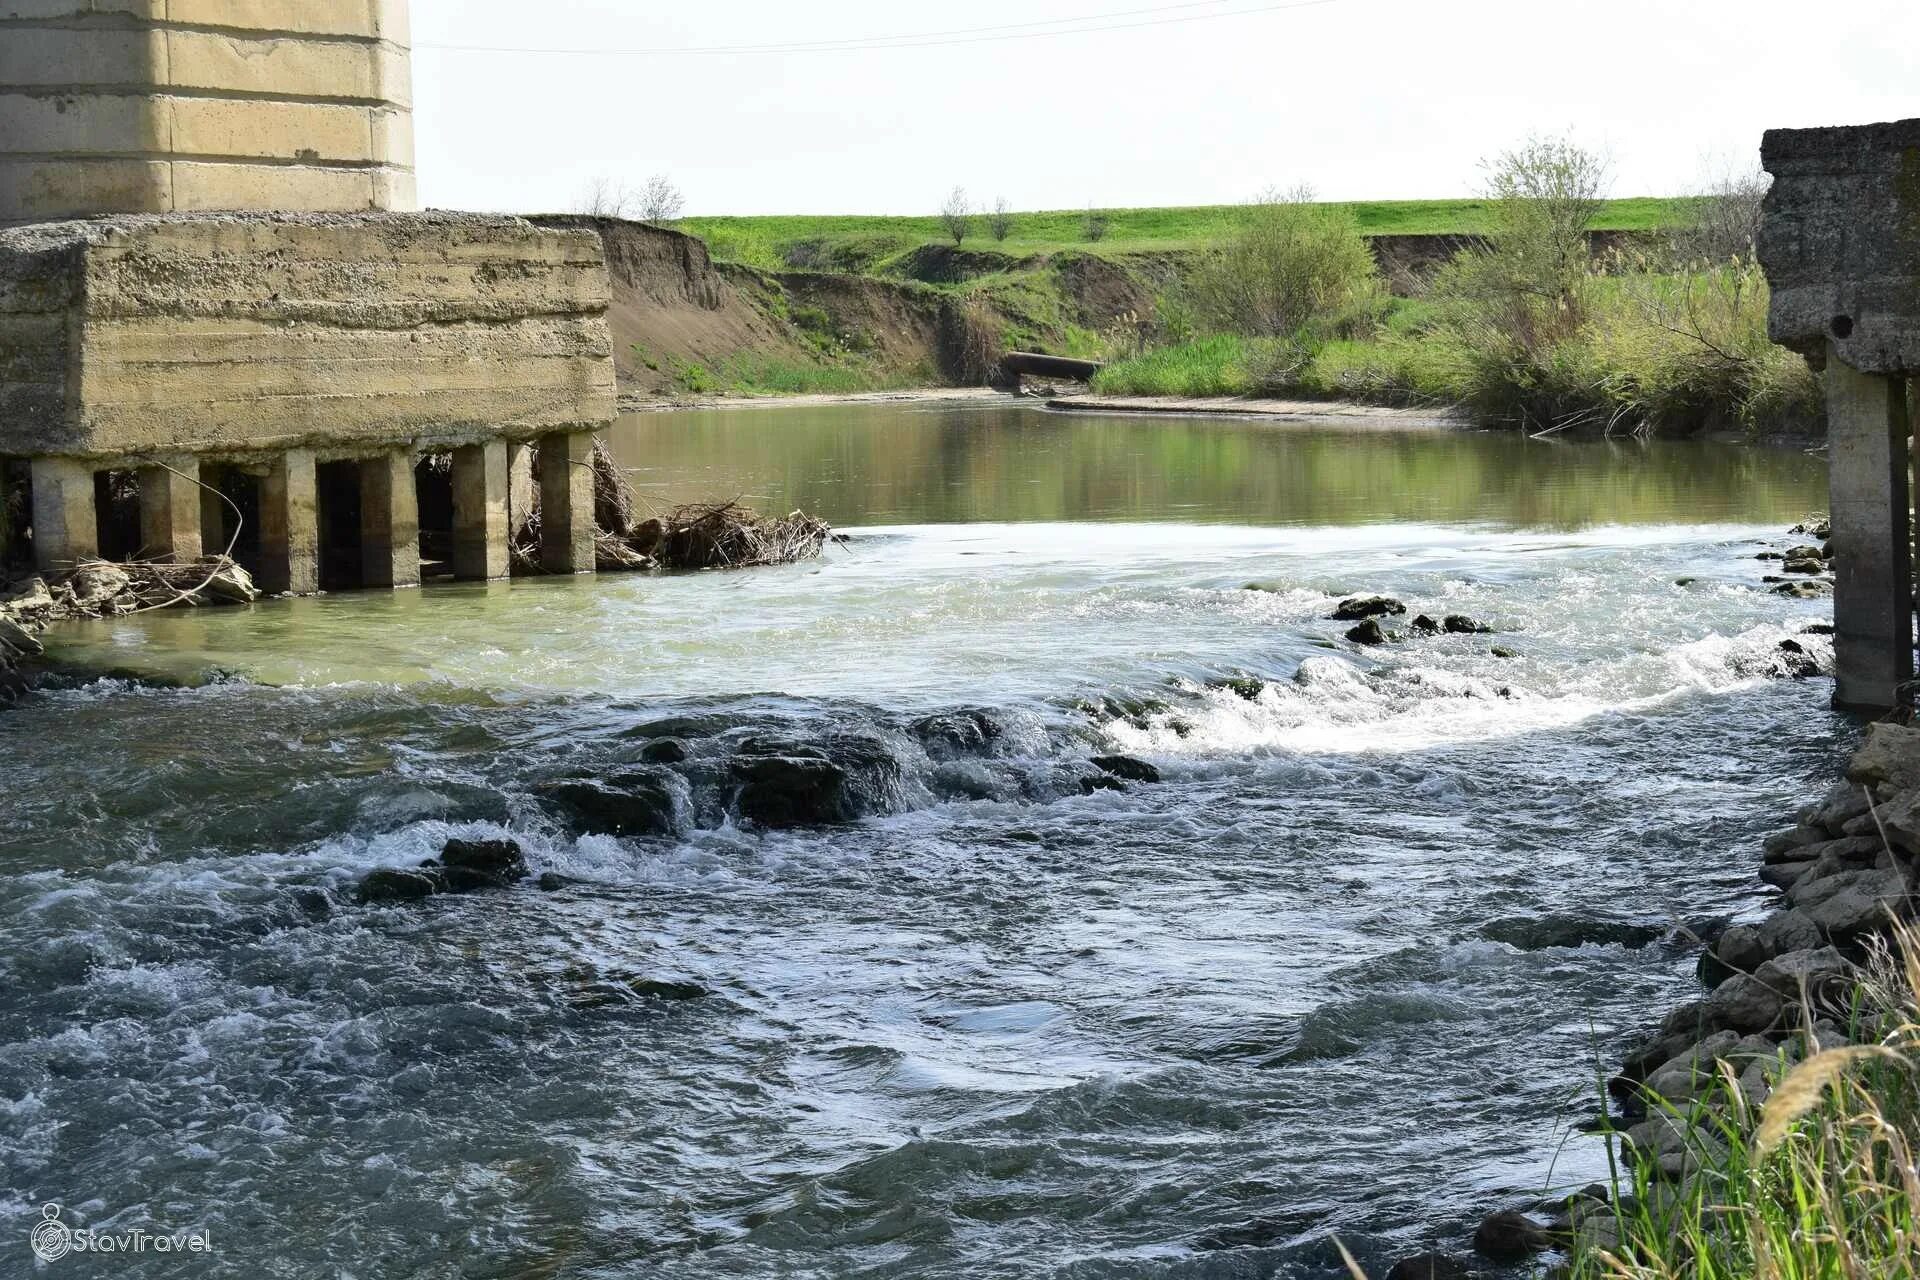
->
xmin=679 ymin=198 xmax=1695 ymax=272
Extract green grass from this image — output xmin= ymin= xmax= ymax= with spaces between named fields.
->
xmin=680 ymin=198 xmax=1697 ymax=273
xmin=1091 ymin=334 xmax=1261 ymax=397
xmin=691 ymin=353 xmax=922 ymax=397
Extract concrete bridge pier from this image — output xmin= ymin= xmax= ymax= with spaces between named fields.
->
xmin=1759 ymin=116 xmax=1920 ymax=716
xmin=361 ymin=449 xmax=422 ymax=589
xmin=28 ymin=457 xmax=99 ymax=571
xmin=451 ymin=440 xmax=511 ymax=582
xmin=261 ymin=450 xmax=320 ymax=596
xmin=137 ymin=457 xmax=205 ymax=563
xmin=1824 ymin=358 xmax=1913 ymax=712
xmin=538 ymin=431 xmax=598 ymax=576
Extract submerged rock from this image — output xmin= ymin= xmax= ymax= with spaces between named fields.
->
xmin=1409 ymin=614 xmax=1441 ymax=635
xmin=1443 ymin=614 xmax=1493 ymax=634
xmin=1490 ymin=646 xmax=1518 ymax=659
xmin=1091 ymin=754 xmax=1161 ymax=783
xmin=638 ymin=738 xmax=689 ymax=765
xmin=1346 ymin=619 xmax=1389 ymax=646
xmin=1330 ymin=595 xmax=1405 ymax=621
xmin=1472 ymin=1210 xmax=1555 ymax=1260
xmin=356 ymin=837 xmax=533 ymax=904
xmin=538 ymin=767 xmax=691 ymax=837
xmin=357 ymin=868 xmax=442 ymax=903
xmin=732 ymin=753 xmax=851 ymax=826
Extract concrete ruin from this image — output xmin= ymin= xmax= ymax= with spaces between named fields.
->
xmin=1759 ymin=116 xmax=1920 ymax=713
xmin=0 ymin=1 xmax=619 ymax=592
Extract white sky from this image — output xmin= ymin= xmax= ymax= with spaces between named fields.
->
xmin=410 ymin=0 xmax=1918 ymax=217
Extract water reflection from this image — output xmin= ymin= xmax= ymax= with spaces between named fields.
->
xmin=608 ymin=400 xmax=1827 ymax=530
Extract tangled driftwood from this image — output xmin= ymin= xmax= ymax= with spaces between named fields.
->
xmin=511 ymin=437 xmax=831 ymax=574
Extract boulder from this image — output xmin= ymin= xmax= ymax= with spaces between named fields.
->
xmin=438 ymin=837 xmax=528 ymax=889
xmin=201 ymin=562 xmax=259 ymax=604
xmin=1091 ymin=755 xmax=1160 ymax=783
xmin=731 ymin=754 xmax=852 ymax=827
xmin=1713 ymin=924 xmax=1769 ymax=974
xmin=1701 ymin=973 xmax=1784 ymax=1034
xmin=1849 ymin=723 xmax=1920 ymax=794
xmin=0 ymin=616 xmax=43 ymax=658
xmin=1757 ymin=909 xmax=1823 ymax=956
xmin=1330 ymin=595 xmax=1406 ymax=621
xmin=1347 ymin=619 xmax=1389 ymax=645
xmin=1472 ymin=1210 xmax=1555 ymax=1260
xmin=357 ymin=868 xmax=442 ymax=904
xmin=1789 ymin=869 xmax=1912 ymax=942
xmin=1775 ymin=581 xmax=1830 ymax=598
xmin=1806 ymin=784 xmax=1872 ymax=836
xmin=1443 ymin=615 xmax=1493 ymax=634
xmin=1765 ymin=833 xmax=1878 ymax=868
xmin=911 ymin=708 xmax=1003 ymax=758
xmin=1872 ymin=790 xmax=1920 ymax=855
xmin=639 ymin=738 xmax=689 ymax=765
xmin=1490 ymin=646 xmax=1518 ymax=659
xmin=66 ymin=562 xmax=129 ymax=608
xmin=1409 ymin=614 xmax=1441 ymax=635
xmin=1758 ymin=862 xmax=1813 ymax=891
xmin=538 ymin=767 xmax=691 ymax=837
xmin=2 ymin=577 xmax=53 ymax=613
xmin=1646 ymin=1030 xmax=1742 ymax=1101
xmin=1782 ymin=557 xmax=1825 ymax=575
xmin=1762 ymin=825 xmax=1828 ymax=858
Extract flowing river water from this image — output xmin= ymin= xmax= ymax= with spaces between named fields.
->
xmin=0 ymin=401 xmax=1845 ymax=1278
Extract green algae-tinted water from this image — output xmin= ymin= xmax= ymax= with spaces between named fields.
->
xmin=4 ymin=401 xmax=1841 ymax=1278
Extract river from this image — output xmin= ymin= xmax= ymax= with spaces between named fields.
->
xmin=0 ymin=400 xmax=1844 ymax=1278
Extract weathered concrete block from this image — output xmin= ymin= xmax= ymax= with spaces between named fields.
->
xmin=27 ymin=455 xmax=97 ymax=570
xmin=451 ymin=440 xmax=509 ymax=582
xmin=0 ymin=1 xmax=413 ymax=220
xmin=260 ymin=448 xmax=318 ymax=594
xmin=0 ymin=212 xmax=616 ymax=461
xmin=137 ymin=455 xmax=203 ymax=562
xmin=360 ymin=449 xmax=419 ymax=589
xmin=1760 ymin=118 xmax=1920 ymax=376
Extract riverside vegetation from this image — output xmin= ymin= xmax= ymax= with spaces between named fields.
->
xmin=673 ymin=141 xmax=1818 ymax=436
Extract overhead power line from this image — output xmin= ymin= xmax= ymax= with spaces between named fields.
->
xmin=415 ymin=0 xmax=1345 ymax=57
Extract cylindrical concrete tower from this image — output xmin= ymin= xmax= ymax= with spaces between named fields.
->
xmin=0 ymin=1 xmax=415 ymax=222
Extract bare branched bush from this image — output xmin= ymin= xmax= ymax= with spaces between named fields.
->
xmin=1081 ymin=207 xmax=1111 ymax=242
xmin=1673 ymin=165 xmax=1769 ymax=266
xmin=1180 ymin=185 xmax=1382 ymax=340
xmin=573 ymin=175 xmax=633 ymax=219
xmin=637 ymin=173 xmax=685 ymax=223
xmin=939 ymin=187 xmax=972 ymax=246
xmin=988 ymin=197 xmax=1015 ymax=243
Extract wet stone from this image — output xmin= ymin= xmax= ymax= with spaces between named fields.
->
xmin=1330 ymin=595 xmax=1406 ymax=620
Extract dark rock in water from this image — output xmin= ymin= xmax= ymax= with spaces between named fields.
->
xmin=912 ymin=708 xmax=1002 ymax=758
xmin=1490 ymin=646 xmax=1518 ymax=659
xmin=1702 ymin=972 xmax=1784 ymax=1034
xmin=1778 ymin=638 xmax=1806 ymax=654
xmin=1443 ymin=614 xmax=1493 ymax=634
xmin=1696 ymin=947 xmax=1741 ymax=989
xmin=358 ymin=868 xmax=443 ymax=904
xmin=537 ymin=872 xmax=579 ymax=893
xmin=639 ymin=738 xmax=689 ymax=764
xmin=626 ymin=977 xmax=709 ymax=1001
xmin=1217 ymin=677 xmax=1265 ymax=701
xmin=1091 ymin=754 xmax=1160 ymax=783
xmin=732 ymin=753 xmax=851 ymax=826
xmin=291 ymin=887 xmax=335 ymax=920
xmin=1331 ymin=595 xmax=1405 ymax=620
xmin=440 ymin=837 xmax=528 ymax=887
xmin=1347 ymin=619 xmax=1389 ymax=645
xmin=1756 ymin=551 xmax=1783 ymax=560
xmin=1079 ymin=774 xmax=1127 ymax=794
xmin=1775 ymin=580 xmax=1831 ymax=598
xmin=1802 ymin=623 xmax=1835 ymax=636
xmin=538 ymin=767 xmax=691 ymax=837
xmin=1713 ymin=924 xmax=1769 ymax=974
xmin=1481 ymin=915 xmax=1665 ymax=951
xmin=1384 ymin=1253 xmax=1475 ymax=1280
xmin=1473 ymin=1210 xmax=1555 ymax=1260
xmin=1674 ymin=576 xmax=1697 ymax=586
xmin=1409 ymin=614 xmax=1441 ymax=635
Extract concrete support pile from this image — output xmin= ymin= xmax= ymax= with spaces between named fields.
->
xmin=1760 ymin=117 xmax=1920 ymax=714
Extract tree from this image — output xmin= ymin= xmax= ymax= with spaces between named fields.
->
xmin=939 ymin=186 xmax=972 ymax=246
xmin=1674 ymin=165 xmax=1768 ymax=265
xmin=574 ymin=175 xmax=633 ymax=218
xmin=637 ymin=173 xmax=685 ymax=223
xmin=988 ymin=197 xmax=1015 ymax=242
xmin=1182 ymin=185 xmax=1380 ymax=339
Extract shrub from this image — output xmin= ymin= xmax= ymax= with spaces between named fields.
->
xmin=1081 ymin=208 xmax=1111 ymax=242
xmin=1180 ymin=185 xmax=1382 ymax=342
xmin=988 ymin=197 xmax=1015 ymax=242
xmin=939 ymin=187 xmax=972 ymax=246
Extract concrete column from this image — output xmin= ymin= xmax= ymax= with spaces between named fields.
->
xmin=539 ymin=431 xmax=597 ymax=575
xmin=137 ymin=456 xmax=204 ymax=562
xmin=28 ymin=457 xmax=99 ymax=571
xmin=1827 ymin=355 xmax=1912 ymax=714
xmin=507 ymin=442 xmax=536 ymax=541
xmin=260 ymin=448 xmax=320 ymax=595
xmin=451 ymin=439 xmax=510 ymax=581
xmin=360 ymin=449 xmax=421 ymax=589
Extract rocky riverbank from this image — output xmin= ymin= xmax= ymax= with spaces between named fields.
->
xmin=0 ymin=558 xmax=259 ymax=694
